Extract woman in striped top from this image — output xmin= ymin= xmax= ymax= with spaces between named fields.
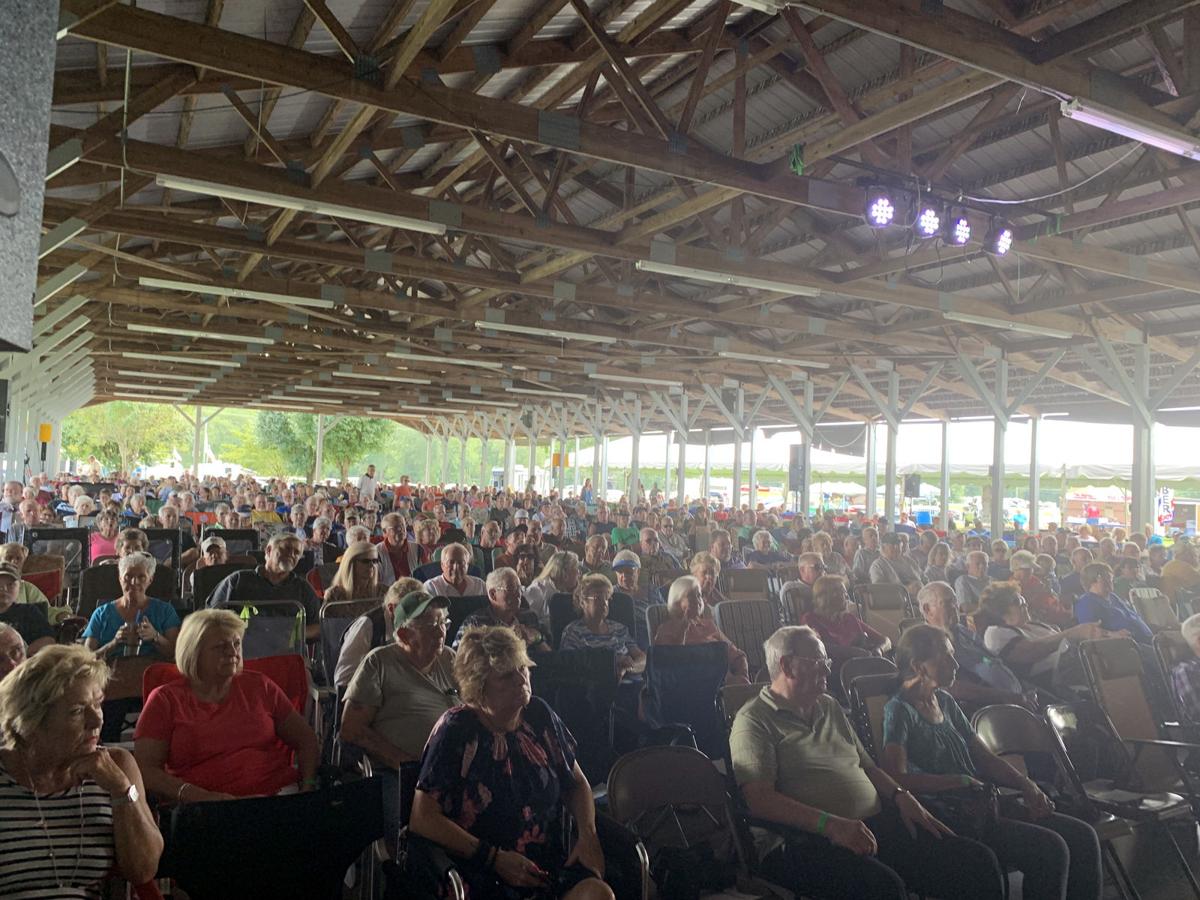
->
xmin=0 ymin=645 xmax=161 ymax=898
xmin=560 ymin=574 xmax=645 ymax=684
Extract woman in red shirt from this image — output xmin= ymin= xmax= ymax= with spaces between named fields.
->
xmin=801 ymin=574 xmax=891 ymax=661
xmin=134 ymin=609 xmax=319 ymax=802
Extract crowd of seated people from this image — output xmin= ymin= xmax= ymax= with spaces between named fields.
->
xmin=3 ymin=463 xmax=1200 ymax=897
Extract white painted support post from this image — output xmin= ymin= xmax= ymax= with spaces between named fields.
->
xmin=314 ymin=413 xmax=325 ymax=485
xmin=799 ymin=381 xmax=814 ymax=518
xmin=423 ymin=433 xmax=431 ymax=485
xmin=676 ymin=423 xmax=686 ymax=507
xmin=600 ymin=435 xmax=609 ymax=502
xmin=884 ymin=371 xmax=899 ymax=528
xmin=528 ymin=433 xmax=536 ymax=489
xmin=703 ymin=429 xmax=712 ymax=502
xmin=940 ymin=420 xmax=951 ymax=531
xmin=865 ymin=422 xmax=877 ymax=518
xmin=731 ymin=387 xmax=744 ymax=509
xmin=574 ymin=436 xmax=581 ymax=497
xmin=1029 ymin=415 xmax=1040 ymax=533
xmin=458 ymin=428 xmax=467 ymax=487
xmin=480 ymin=435 xmax=489 ymax=488
xmin=440 ymin=428 xmax=451 ymax=485
xmin=747 ymin=426 xmax=757 ymax=511
xmin=664 ymin=430 xmax=673 ymax=499
xmin=990 ymin=359 xmax=1008 ymax=540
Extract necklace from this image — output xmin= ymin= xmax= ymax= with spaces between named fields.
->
xmin=25 ymin=763 xmax=86 ymax=889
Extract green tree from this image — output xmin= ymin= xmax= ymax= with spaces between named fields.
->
xmin=61 ymin=402 xmax=188 ymax=475
xmin=252 ymin=413 xmax=397 ymax=483
xmin=324 ymin=417 xmax=394 ymax=483
xmin=254 ymin=412 xmax=317 ymax=480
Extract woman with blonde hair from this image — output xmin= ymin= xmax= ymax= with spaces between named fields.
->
xmin=412 ymin=626 xmax=611 ymax=900
xmin=525 ymin=550 xmax=582 ymax=627
xmin=324 ymin=541 xmax=382 ymax=606
xmin=689 ymin=551 xmax=728 ymax=606
xmin=135 ymin=609 xmax=319 ymax=802
xmin=653 ymin=576 xmax=749 ymax=684
xmin=0 ymin=645 xmax=162 ymax=894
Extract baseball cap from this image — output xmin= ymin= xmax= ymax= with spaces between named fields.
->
xmin=0 ymin=562 xmax=20 ymax=581
xmin=393 ymin=591 xmax=449 ymax=630
xmin=200 ymin=536 xmax=226 ymax=553
xmin=513 ymin=509 xmax=529 ymax=520
xmin=1009 ymin=550 xmax=1036 ymax=570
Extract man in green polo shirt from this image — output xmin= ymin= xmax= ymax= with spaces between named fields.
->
xmin=730 ymin=625 xmax=1004 ymax=900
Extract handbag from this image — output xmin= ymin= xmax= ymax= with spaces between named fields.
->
xmin=922 ymin=784 xmax=1000 ymax=840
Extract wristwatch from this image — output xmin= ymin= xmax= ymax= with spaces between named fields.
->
xmin=111 ymin=783 xmax=140 ymax=808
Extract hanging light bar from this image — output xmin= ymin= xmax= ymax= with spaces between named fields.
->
xmin=717 ymin=351 xmax=830 ymax=369
xmin=126 ymin=323 xmax=275 ymax=344
xmin=633 ymin=260 xmax=821 ymax=296
xmin=116 ymin=370 xmax=218 ymax=383
xmin=154 ymin=174 xmax=448 ymax=235
xmin=506 ymin=387 xmax=592 ymax=400
xmin=330 ymin=371 xmax=432 ymax=385
xmin=1060 ymin=98 xmax=1200 ymax=161
xmin=589 ymin=372 xmax=683 ymax=387
xmin=120 ymin=351 xmax=240 ymax=368
xmin=386 ymin=351 xmax=503 ymax=369
xmin=138 ymin=277 xmax=337 ymax=310
xmin=473 ymin=320 xmax=616 ymax=344
xmin=942 ymin=311 xmax=1073 ymax=339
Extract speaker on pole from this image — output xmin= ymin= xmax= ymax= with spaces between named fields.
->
xmin=904 ymin=473 xmax=922 ymax=499
xmin=788 ymin=444 xmax=804 ymax=493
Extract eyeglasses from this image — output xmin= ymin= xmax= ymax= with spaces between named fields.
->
xmin=354 ymin=557 xmax=382 ymax=566
xmin=413 ymin=616 xmax=450 ymax=631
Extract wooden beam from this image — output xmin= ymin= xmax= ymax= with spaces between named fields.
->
xmin=303 ymin=0 xmax=360 ymax=62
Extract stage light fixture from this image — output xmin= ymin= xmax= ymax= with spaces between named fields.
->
xmin=864 ymin=187 xmax=896 ymax=228
xmin=984 ymin=219 xmax=1014 ymax=256
xmin=944 ymin=210 xmax=971 ymax=246
xmin=913 ymin=203 xmax=942 ymax=239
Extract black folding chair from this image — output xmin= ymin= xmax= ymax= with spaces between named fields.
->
xmin=642 ymin=642 xmax=730 ymax=759
xmin=530 ymin=647 xmax=619 ymax=784
xmin=160 ymin=776 xmax=384 ymax=900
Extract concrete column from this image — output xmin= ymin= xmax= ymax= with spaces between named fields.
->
xmin=504 ymin=435 xmax=515 ymax=489
xmin=314 ymin=413 xmax=325 ymax=485
xmin=440 ymin=432 xmax=451 ymax=485
xmin=940 ymin=420 xmax=951 ymax=532
xmin=1028 ymin=415 xmax=1040 ymax=533
xmin=527 ymin=433 xmax=536 ymax=489
xmin=1131 ymin=345 xmax=1155 ymax=534
xmin=423 ymin=433 xmax=431 ymax=484
xmin=865 ymin=421 xmax=877 ymax=518
xmin=990 ymin=360 xmax=1008 ymax=539
xmin=574 ymin=435 xmax=581 ymax=496
xmin=883 ymin=372 xmax=899 ymax=527
xmin=702 ymin=429 xmax=712 ymax=502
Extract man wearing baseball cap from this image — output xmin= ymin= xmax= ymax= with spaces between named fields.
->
xmin=0 ymin=562 xmax=54 ymax=655
xmin=341 ymin=590 xmax=456 ymax=840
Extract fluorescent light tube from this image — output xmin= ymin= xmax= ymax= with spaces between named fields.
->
xmin=718 ymin=351 xmax=830 ymax=369
xmin=1060 ymin=98 xmax=1200 ymax=161
xmin=474 ymin=320 xmax=616 ymax=345
xmin=443 ymin=397 xmax=519 ymax=408
xmin=331 ymin=371 xmax=433 ymax=385
xmin=1159 ymin=405 xmax=1200 ymax=412
xmin=287 ymin=385 xmax=380 ymax=396
xmin=941 ymin=311 xmax=1073 ymax=340
xmin=248 ymin=403 xmax=314 ymax=413
xmin=116 ymin=370 xmax=218 ymax=383
xmin=120 ymin=351 xmax=240 ymax=368
xmin=635 ymin=260 xmax=821 ymax=296
xmin=127 ymin=323 xmax=276 ymax=344
xmin=269 ymin=394 xmax=343 ymax=405
xmin=386 ymin=352 xmax=504 ymax=369
xmin=155 ymin=174 xmax=447 ymax=236
xmin=112 ymin=382 xmax=193 ymax=393
xmin=507 ymin=387 xmax=591 ymax=400
xmin=138 ymin=277 xmax=336 ymax=310
xmin=589 ymin=372 xmax=683 ymax=387
xmin=112 ymin=392 xmax=182 ymax=401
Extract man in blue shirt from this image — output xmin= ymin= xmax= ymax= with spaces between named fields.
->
xmin=1074 ymin=562 xmax=1152 ymax=644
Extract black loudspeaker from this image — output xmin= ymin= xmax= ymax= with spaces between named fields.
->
xmin=788 ymin=444 xmax=804 ymax=492
xmin=0 ymin=378 xmax=7 ymax=453
xmin=904 ymin=473 xmax=922 ymax=498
